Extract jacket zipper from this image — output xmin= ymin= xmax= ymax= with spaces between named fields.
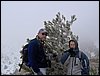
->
xmin=71 ymin=57 xmax=74 ymax=75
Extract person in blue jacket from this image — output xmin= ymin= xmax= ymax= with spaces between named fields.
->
xmin=27 ymin=28 xmax=48 ymax=75
xmin=60 ymin=40 xmax=90 ymax=75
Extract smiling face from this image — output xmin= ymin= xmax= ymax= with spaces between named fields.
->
xmin=38 ymin=32 xmax=47 ymax=41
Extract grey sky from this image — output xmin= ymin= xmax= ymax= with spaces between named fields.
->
xmin=1 ymin=1 xmax=99 ymax=55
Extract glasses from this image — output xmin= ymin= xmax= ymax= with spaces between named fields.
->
xmin=42 ymin=33 xmax=48 ymax=36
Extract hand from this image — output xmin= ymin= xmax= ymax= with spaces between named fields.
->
xmin=37 ymin=71 xmax=43 ymax=75
xmin=68 ymin=48 xmax=76 ymax=57
xmin=68 ymin=48 xmax=74 ymax=53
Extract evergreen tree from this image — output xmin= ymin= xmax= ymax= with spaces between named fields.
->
xmin=44 ymin=12 xmax=78 ymax=75
xmin=44 ymin=12 xmax=78 ymax=54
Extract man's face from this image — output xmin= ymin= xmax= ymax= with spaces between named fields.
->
xmin=69 ymin=41 xmax=75 ymax=49
xmin=38 ymin=32 xmax=47 ymax=41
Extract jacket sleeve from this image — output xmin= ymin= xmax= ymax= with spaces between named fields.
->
xmin=60 ymin=52 xmax=70 ymax=64
xmin=28 ymin=41 xmax=40 ymax=73
xmin=81 ymin=52 xmax=90 ymax=75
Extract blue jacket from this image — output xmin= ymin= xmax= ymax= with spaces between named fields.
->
xmin=60 ymin=49 xmax=90 ymax=75
xmin=27 ymin=38 xmax=47 ymax=73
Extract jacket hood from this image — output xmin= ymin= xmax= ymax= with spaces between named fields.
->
xmin=69 ymin=40 xmax=79 ymax=52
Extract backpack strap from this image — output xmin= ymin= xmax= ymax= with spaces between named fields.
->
xmin=19 ymin=60 xmax=24 ymax=72
xmin=78 ymin=51 xmax=82 ymax=62
xmin=78 ymin=51 xmax=85 ymax=70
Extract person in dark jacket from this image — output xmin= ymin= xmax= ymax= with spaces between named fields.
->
xmin=60 ymin=40 xmax=90 ymax=75
xmin=27 ymin=28 xmax=48 ymax=75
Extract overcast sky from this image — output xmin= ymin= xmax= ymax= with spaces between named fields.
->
xmin=1 ymin=1 xmax=99 ymax=55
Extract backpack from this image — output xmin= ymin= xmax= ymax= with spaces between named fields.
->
xmin=19 ymin=38 xmax=33 ymax=72
xmin=20 ymin=43 xmax=29 ymax=63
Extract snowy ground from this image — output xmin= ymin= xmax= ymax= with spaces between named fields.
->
xmin=1 ymin=46 xmax=21 ymax=75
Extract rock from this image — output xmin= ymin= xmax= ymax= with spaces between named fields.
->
xmin=4 ymin=65 xmax=8 ymax=69
xmin=15 ymin=69 xmax=31 ymax=75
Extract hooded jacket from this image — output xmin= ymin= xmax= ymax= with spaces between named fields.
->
xmin=60 ymin=40 xmax=89 ymax=75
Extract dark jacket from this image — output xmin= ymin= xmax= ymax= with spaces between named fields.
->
xmin=27 ymin=38 xmax=48 ymax=73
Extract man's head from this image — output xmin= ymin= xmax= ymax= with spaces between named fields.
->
xmin=37 ymin=28 xmax=48 ymax=41
xmin=69 ymin=40 xmax=78 ymax=49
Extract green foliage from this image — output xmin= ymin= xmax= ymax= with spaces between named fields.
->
xmin=44 ymin=12 xmax=78 ymax=54
xmin=44 ymin=12 xmax=78 ymax=75
xmin=90 ymin=67 xmax=98 ymax=75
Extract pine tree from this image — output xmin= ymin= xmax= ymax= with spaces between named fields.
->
xmin=44 ymin=12 xmax=78 ymax=54
xmin=44 ymin=12 xmax=78 ymax=75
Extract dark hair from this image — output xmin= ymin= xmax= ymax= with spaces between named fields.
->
xmin=69 ymin=39 xmax=78 ymax=49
